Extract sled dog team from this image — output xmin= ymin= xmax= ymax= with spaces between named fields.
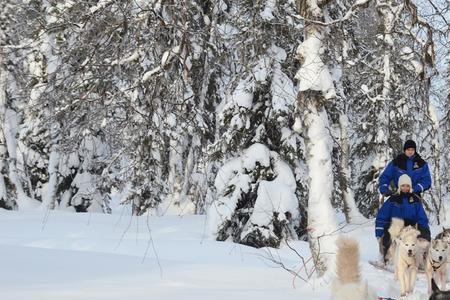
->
xmin=331 ymin=235 xmax=450 ymax=300
xmin=331 ymin=140 xmax=450 ymax=299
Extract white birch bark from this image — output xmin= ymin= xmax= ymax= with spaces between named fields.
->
xmin=295 ymin=1 xmax=338 ymax=275
xmin=304 ymin=103 xmax=338 ymax=276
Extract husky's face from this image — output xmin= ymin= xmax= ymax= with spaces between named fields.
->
xmin=398 ymin=227 xmax=420 ymax=257
xmin=430 ymin=239 xmax=448 ymax=263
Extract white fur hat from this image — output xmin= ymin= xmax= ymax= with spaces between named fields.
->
xmin=397 ymin=174 xmax=412 ymax=193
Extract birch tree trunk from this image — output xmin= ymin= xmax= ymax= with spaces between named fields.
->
xmin=0 ymin=49 xmax=9 ymax=207
xmin=295 ymin=0 xmax=339 ymax=275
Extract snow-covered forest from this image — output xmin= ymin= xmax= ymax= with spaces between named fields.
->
xmin=1 ymin=0 xmax=450 ymax=291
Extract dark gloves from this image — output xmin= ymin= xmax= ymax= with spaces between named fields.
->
xmin=382 ymin=190 xmax=395 ymax=197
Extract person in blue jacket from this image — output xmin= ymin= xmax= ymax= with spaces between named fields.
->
xmin=375 ymin=174 xmax=430 ymax=262
xmin=379 ymin=139 xmax=431 ymax=197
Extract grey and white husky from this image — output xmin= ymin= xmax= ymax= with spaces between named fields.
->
xmin=426 ymin=239 xmax=448 ymax=295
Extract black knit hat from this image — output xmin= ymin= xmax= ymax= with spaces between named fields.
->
xmin=403 ymin=140 xmax=416 ymax=151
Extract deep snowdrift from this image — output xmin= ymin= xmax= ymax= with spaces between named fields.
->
xmin=0 ymin=209 xmax=436 ymax=299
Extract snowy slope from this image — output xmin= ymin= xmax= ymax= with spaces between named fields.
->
xmin=0 ymin=210 xmax=435 ymax=300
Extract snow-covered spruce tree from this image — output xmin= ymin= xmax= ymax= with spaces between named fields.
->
xmin=209 ymin=144 xmax=300 ymax=248
xmin=207 ymin=0 xmax=307 ymax=248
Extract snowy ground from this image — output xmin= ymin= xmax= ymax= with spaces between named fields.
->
xmin=0 ymin=209 xmax=439 ymax=300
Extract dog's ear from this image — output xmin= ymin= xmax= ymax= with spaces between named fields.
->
xmin=433 ymin=239 xmax=438 ymax=247
xmin=432 ymin=278 xmax=441 ymax=293
xmin=414 ymin=229 xmax=421 ymax=237
xmin=418 ymin=238 xmax=430 ymax=250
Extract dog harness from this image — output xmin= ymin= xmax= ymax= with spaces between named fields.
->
xmin=399 ymin=255 xmax=415 ymax=269
xmin=429 ymin=256 xmax=445 ymax=272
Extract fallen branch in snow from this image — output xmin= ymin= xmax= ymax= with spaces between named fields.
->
xmin=284 ymin=239 xmax=316 ymax=286
xmin=258 ymin=234 xmax=321 ymax=287
xmin=259 ymin=247 xmax=314 ymax=285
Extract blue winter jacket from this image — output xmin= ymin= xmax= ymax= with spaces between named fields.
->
xmin=379 ymin=153 xmax=431 ymax=195
xmin=375 ymin=193 xmax=430 ymax=240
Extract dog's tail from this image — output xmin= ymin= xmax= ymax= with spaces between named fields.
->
xmin=388 ymin=217 xmax=404 ymax=239
xmin=335 ymin=237 xmax=360 ymax=284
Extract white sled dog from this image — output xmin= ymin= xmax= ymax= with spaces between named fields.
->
xmin=330 ymin=237 xmax=377 ymax=300
xmin=394 ymin=225 xmax=421 ymax=297
xmin=426 ymin=239 xmax=448 ymax=295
